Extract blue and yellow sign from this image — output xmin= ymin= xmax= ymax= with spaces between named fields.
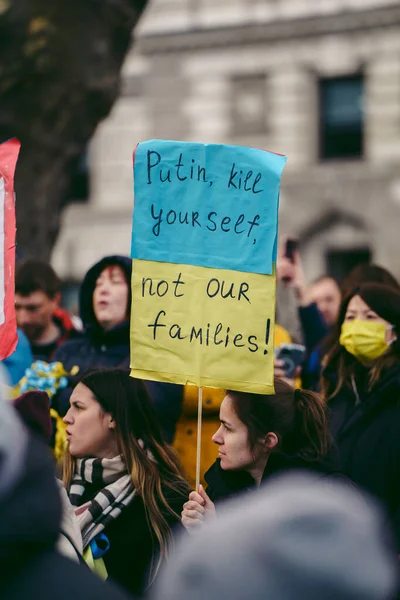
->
xmin=130 ymin=140 xmax=286 ymax=394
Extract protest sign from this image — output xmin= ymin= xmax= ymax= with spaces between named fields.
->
xmin=0 ymin=138 xmax=20 ymax=360
xmin=130 ymin=140 xmax=286 ymax=394
xmin=131 ymin=259 xmax=276 ymax=393
xmin=131 ymin=140 xmax=285 ymax=275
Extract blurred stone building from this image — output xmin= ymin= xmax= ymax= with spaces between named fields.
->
xmin=53 ymin=0 xmax=400 ymax=293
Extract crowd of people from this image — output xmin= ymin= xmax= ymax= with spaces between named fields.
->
xmin=1 ymin=247 xmax=400 ymax=599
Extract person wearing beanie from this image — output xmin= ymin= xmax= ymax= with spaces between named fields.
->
xmin=154 ymin=474 xmax=399 ymax=600
xmin=321 ymin=283 xmax=400 ymax=550
xmin=0 ymin=392 xmax=131 ymax=600
xmin=12 ymin=390 xmax=83 ymax=564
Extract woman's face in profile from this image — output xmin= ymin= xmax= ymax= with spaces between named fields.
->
xmin=63 ymin=383 xmax=117 ymax=459
xmin=212 ymin=395 xmax=264 ymax=473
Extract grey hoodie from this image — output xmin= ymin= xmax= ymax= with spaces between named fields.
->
xmin=154 ymin=474 xmax=399 ymax=600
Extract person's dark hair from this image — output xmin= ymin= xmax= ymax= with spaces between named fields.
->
xmin=341 ymin=263 xmax=399 ymax=297
xmin=63 ymin=368 xmax=190 ymax=579
xmin=227 ymin=379 xmax=330 ymax=462
xmin=322 ymin=283 xmax=400 ymax=400
xmin=15 ymin=259 xmax=61 ymax=299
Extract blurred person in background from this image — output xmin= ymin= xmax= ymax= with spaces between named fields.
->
xmin=0 ymin=382 xmax=131 ymax=600
xmin=53 ymin=255 xmax=132 ymax=415
xmin=277 ymin=239 xmax=339 ymax=339
xmin=181 ymin=379 xmax=340 ymax=531
xmin=283 ymin=257 xmax=400 ymax=391
xmin=307 ymin=275 xmax=341 ymax=327
xmin=322 ymin=283 xmax=400 ymax=549
xmin=155 ymin=474 xmax=399 ymax=600
xmin=63 ymin=369 xmax=190 ymax=596
xmin=15 ymin=259 xmax=79 ymax=362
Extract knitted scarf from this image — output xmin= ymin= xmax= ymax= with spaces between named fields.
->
xmin=69 ymin=455 xmax=135 ymax=550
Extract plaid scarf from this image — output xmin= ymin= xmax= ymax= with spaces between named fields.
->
xmin=69 ymin=455 xmax=135 ymax=550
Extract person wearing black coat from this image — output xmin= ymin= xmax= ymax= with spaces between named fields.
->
xmin=204 ymin=449 xmax=342 ymax=505
xmin=0 ymin=392 xmax=131 ymax=600
xmin=63 ymin=369 xmax=190 ymax=597
xmin=321 ymin=283 xmax=400 ymax=550
xmin=181 ymin=379 xmax=341 ymax=530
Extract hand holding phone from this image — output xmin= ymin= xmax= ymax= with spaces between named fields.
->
xmin=277 ymin=237 xmax=299 ymax=285
xmin=274 ymin=343 xmax=306 ymax=379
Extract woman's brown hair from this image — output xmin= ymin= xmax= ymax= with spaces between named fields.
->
xmin=227 ymin=378 xmax=330 ymax=461
xmin=321 ymin=283 xmax=400 ymax=401
xmin=63 ymin=368 xmax=190 ymax=581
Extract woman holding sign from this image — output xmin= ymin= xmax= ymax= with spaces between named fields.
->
xmin=63 ymin=368 xmax=190 ymax=596
xmin=181 ymin=379 xmax=339 ymax=529
xmin=174 ymin=323 xmax=295 ymax=488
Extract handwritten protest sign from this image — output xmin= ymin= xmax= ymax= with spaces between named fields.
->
xmin=0 ymin=139 xmax=20 ymax=360
xmin=130 ymin=140 xmax=286 ymax=394
xmin=131 ymin=140 xmax=285 ymax=275
xmin=131 ymin=260 xmax=276 ymax=393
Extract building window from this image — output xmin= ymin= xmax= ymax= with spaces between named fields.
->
xmin=319 ymin=74 xmax=364 ymax=160
xmin=231 ymin=74 xmax=268 ymax=136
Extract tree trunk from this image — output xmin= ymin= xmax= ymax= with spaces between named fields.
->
xmin=0 ymin=0 xmax=147 ymax=260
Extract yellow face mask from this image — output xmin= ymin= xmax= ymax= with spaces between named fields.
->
xmin=339 ymin=319 xmax=393 ymax=361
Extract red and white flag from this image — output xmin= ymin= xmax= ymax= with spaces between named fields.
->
xmin=0 ymin=138 xmax=20 ymax=360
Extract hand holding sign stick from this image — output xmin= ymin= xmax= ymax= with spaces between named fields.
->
xmin=196 ymin=386 xmax=203 ymax=492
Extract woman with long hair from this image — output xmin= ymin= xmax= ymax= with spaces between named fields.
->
xmin=62 ymin=368 xmax=190 ymax=596
xmin=321 ymin=283 xmax=400 ymax=549
xmin=181 ymin=378 xmax=337 ymax=530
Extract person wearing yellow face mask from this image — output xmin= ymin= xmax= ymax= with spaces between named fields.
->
xmin=321 ymin=283 xmax=400 ymax=551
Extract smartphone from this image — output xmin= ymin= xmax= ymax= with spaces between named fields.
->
xmin=275 ymin=343 xmax=306 ymax=378
xmin=284 ymin=238 xmax=298 ymax=263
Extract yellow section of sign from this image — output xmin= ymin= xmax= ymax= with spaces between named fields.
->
xmin=130 ymin=259 xmax=276 ymax=394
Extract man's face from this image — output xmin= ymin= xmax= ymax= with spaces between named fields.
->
xmin=15 ymin=291 xmax=58 ymax=343
xmin=308 ymin=278 xmax=341 ymax=326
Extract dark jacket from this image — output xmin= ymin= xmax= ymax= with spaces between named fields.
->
xmin=78 ymin=481 xmax=187 ymax=596
xmin=297 ymin=302 xmax=330 ymax=391
xmin=298 ymin=302 xmax=329 ymax=354
xmin=31 ymin=309 xmax=80 ymax=363
xmin=53 ymin=256 xmax=132 ymax=415
xmin=1 ymin=408 xmax=130 ymax=600
xmin=325 ymin=363 xmax=400 ymax=549
xmin=205 ymin=449 xmax=342 ymax=504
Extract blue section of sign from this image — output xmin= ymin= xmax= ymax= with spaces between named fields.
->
xmin=131 ymin=140 xmax=286 ymax=275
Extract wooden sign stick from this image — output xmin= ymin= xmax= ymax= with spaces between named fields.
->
xmin=195 ymin=386 xmax=203 ymax=491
